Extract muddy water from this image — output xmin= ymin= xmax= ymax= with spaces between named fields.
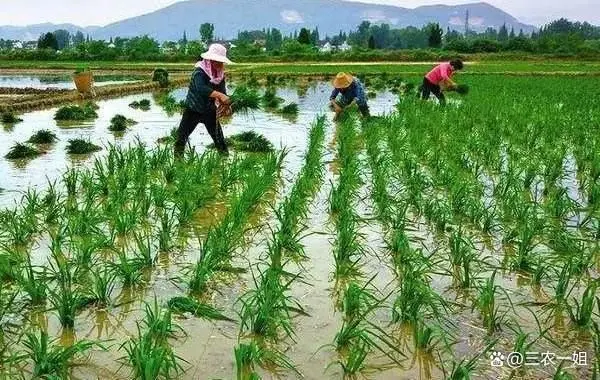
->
xmin=3 ymin=81 xmax=400 ymax=379
xmin=0 ymin=81 xmax=397 ymax=208
xmin=0 ymin=74 xmax=144 ymax=89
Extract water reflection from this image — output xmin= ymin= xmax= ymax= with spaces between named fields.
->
xmin=0 ymin=74 xmax=144 ymax=90
xmin=0 ymin=81 xmax=398 ymax=207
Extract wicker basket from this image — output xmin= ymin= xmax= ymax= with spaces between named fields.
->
xmin=73 ymin=71 xmax=94 ymax=94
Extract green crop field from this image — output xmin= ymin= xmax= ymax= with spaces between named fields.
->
xmin=2 ymin=59 xmax=600 ymax=75
xmin=0 ymin=73 xmax=598 ymax=379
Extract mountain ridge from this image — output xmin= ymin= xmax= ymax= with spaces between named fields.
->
xmin=0 ymin=0 xmax=535 ymax=41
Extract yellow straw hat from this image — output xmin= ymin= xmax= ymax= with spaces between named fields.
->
xmin=333 ymin=72 xmax=353 ymax=89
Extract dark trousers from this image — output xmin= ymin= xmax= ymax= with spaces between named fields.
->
xmin=175 ymin=108 xmax=228 ymax=157
xmin=421 ymin=77 xmax=446 ymax=105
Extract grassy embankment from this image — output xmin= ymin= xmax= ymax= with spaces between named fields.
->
xmin=1 ymin=60 xmax=600 ymax=75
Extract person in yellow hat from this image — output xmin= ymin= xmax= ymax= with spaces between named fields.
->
xmin=329 ymin=72 xmax=370 ymax=118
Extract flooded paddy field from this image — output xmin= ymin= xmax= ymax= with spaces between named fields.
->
xmin=0 ymin=74 xmax=598 ymax=379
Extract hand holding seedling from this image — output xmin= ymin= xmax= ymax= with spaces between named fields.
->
xmin=211 ymin=91 xmax=230 ymax=105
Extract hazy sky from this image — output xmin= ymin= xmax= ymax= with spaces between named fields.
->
xmin=1 ymin=0 xmax=598 ymax=27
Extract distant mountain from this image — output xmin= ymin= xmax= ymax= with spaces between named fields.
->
xmin=0 ymin=1 xmax=534 ymax=41
xmin=0 ymin=23 xmax=99 ymax=41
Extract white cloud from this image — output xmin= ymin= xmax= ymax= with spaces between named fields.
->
xmin=280 ymin=10 xmax=304 ymax=24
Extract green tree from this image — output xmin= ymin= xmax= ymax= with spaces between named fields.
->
xmin=182 ymin=31 xmax=188 ymax=46
xmin=310 ymin=27 xmax=320 ymax=45
xmin=125 ymin=35 xmax=160 ymax=58
xmin=367 ymin=35 xmax=376 ymax=49
xmin=426 ymin=23 xmax=443 ymax=48
xmin=509 ymin=27 xmax=516 ymax=39
xmin=73 ymin=31 xmax=85 ymax=45
xmin=37 ymin=32 xmax=58 ymax=50
xmin=266 ymin=28 xmax=283 ymax=51
xmin=297 ymin=28 xmax=311 ymax=45
xmin=498 ymin=23 xmax=509 ymax=41
xmin=199 ymin=23 xmax=215 ymax=45
xmin=53 ymin=29 xmax=71 ymax=50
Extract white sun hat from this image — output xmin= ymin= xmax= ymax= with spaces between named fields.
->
xmin=201 ymin=43 xmax=233 ymax=64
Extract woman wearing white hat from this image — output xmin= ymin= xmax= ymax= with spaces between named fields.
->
xmin=175 ymin=43 xmax=233 ymax=157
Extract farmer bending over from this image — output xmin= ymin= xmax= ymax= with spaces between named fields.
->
xmin=330 ymin=72 xmax=370 ymax=118
xmin=421 ymin=59 xmax=464 ymax=105
xmin=175 ymin=43 xmax=233 ymax=157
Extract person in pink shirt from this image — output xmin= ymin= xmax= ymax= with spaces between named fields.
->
xmin=421 ymin=59 xmax=464 ymax=105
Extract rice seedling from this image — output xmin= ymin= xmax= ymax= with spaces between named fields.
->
xmin=54 ymin=103 xmax=98 ymax=121
xmin=157 ymin=209 xmax=177 ymax=252
xmin=4 ymin=143 xmax=40 ymax=159
xmin=154 ymin=92 xmax=180 ymax=115
xmin=188 ymin=151 xmax=284 ymax=294
xmin=129 ymin=99 xmax=151 ymax=111
xmin=448 ymin=227 xmax=478 ymax=289
xmin=230 ymin=85 xmax=261 ymax=114
xmin=109 ymin=114 xmax=137 ymax=132
xmin=168 ymin=296 xmax=234 ymax=321
xmin=23 ymin=329 xmax=100 ymax=379
xmin=391 ymin=249 xmax=447 ymax=324
xmin=121 ymin=299 xmax=185 ymax=380
xmin=333 ymin=340 xmax=369 ymax=379
xmin=2 ymin=208 xmax=37 ymax=247
xmin=275 ymin=103 xmax=299 ymax=117
xmin=108 ymin=247 xmax=146 ymax=287
xmin=567 ymin=281 xmax=598 ymax=329
xmin=234 ymin=341 xmax=300 ymax=380
xmin=261 ymin=87 xmax=284 ymax=108
xmin=453 ymin=84 xmax=470 ymax=95
xmin=47 ymin=250 xmax=84 ymax=329
xmin=156 ymin=127 xmax=179 ymax=144
xmin=472 ymin=272 xmax=512 ymax=335
xmin=214 ymin=131 xmax=274 ymax=153
xmin=27 ymin=129 xmax=58 ymax=144
xmin=133 ymin=231 xmax=157 ymax=267
xmin=1 ymin=112 xmax=23 ymax=124
xmin=18 ymin=254 xmax=47 ymax=305
xmin=238 ymin=265 xmax=304 ymax=342
xmin=88 ymin=264 xmax=117 ymax=308
xmin=66 ymin=138 xmax=102 ymax=154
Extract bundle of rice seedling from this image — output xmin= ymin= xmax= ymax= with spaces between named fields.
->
xmin=129 ymin=99 xmax=151 ymax=111
xmin=261 ymin=88 xmax=284 ymax=109
xmin=367 ymin=91 xmax=377 ymax=99
xmin=209 ymin=131 xmax=274 ymax=153
xmin=229 ymin=86 xmax=261 ymax=114
xmin=157 ymin=127 xmax=179 ymax=144
xmin=66 ymin=139 xmax=102 ymax=154
xmin=5 ymin=143 xmax=40 ymax=159
xmin=1 ymin=112 xmax=23 ymax=124
xmin=168 ymin=296 xmax=234 ymax=321
xmin=54 ymin=103 xmax=98 ymax=121
xmin=27 ymin=130 xmax=58 ymax=144
xmin=152 ymin=68 xmax=169 ymax=88
xmin=454 ymin=84 xmax=470 ymax=95
xmin=109 ymin=114 xmax=137 ymax=132
xmin=155 ymin=93 xmax=181 ymax=115
xmin=227 ymin=131 xmax=274 ymax=153
xmin=276 ymin=102 xmax=299 ymax=117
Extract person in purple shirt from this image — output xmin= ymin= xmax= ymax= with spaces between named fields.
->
xmin=329 ymin=72 xmax=370 ymax=118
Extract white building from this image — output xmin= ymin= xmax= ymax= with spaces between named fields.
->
xmin=320 ymin=42 xmax=333 ymax=53
xmin=12 ymin=41 xmax=23 ymax=49
xmin=339 ymin=41 xmax=351 ymax=52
